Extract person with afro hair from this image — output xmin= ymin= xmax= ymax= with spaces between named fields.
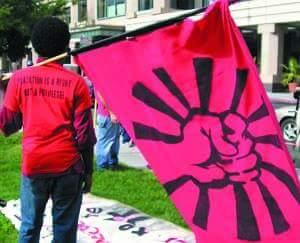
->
xmin=31 ymin=16 xmax=71 ymax=58
xmin=0 ymin=17 xmax=96 ymax=243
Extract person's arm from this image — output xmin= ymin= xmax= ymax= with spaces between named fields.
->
xmin=0 ymin=107 xmax=22 ymax=136
xmin=0 ymin=75 xmax=22 ymax=136
xmin=95 ymin=90 xmax=118 ymax=123
xmin=73 ymin=109 xmax=96 ymax=174
xmin=0 ymin=75 xmax=9 ymax=90
xmin=73 ymin=77 xmax=96 ymax=193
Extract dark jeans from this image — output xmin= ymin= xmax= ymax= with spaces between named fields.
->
xmin=120 ymin=126 xmax=131 ymax=144
xmin=19 ymin=173 xmax=83 ymax=243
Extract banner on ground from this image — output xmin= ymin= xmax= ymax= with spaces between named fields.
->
xmin=0 ymin=195 xmax=195 ymax=243
xmin=75 ymin=0 xmax=300 ymax=242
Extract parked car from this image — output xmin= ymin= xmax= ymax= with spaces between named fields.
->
xmin=275 ymin=105 xmax=297 ymax=143
xmin=268 ymin=92 xmax=297 ymax=143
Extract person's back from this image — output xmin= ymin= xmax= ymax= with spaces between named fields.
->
xmin=0 ymin=17 xmax=95 ymax=243
xmin=8 ymin=63 xmax=90 ymax=176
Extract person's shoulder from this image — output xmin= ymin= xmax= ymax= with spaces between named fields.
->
xmin=62 ymin=68 xmax=82 ymax=80
xmin=10 ymin=66 xmax=47 ymax=82
xmin=12 ymin=68 xmax=28 ymax=76
xmin=9 ymin=68 xmax=30 ymax=81
xmin=12 ymin=65 xmax=42 ymax=77
xmin=60 ymin=65 xmax=84 ymax=83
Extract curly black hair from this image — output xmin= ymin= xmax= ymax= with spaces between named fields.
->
xmin=31 ymin=17 xmax=70 ymax=58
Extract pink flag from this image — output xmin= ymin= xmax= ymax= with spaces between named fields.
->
xmin=75 ymin=0 xmax=300 ymax=242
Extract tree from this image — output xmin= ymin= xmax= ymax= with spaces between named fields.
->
xmin=0 ymin=0 xmax=69 ymax=63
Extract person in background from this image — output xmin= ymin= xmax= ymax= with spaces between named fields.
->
xmin=120 ymin=126 xmax=130 ymax=144
xmin=0 ymin=74 xmax=7 ymax=108
xmin=95 ymin=90 xmax=121 ymax=170
xmin=120 ymin=126 xmax=135 ymax=147
xmin=82 ymin=75 xmax=95 ymax=109
xmin=0 ymin=17 xmax=96 ymax=243
xmin=26 ymin=59 xmax=33 ymax=67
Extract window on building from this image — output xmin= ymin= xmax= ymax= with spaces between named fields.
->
xmin=63 ymin=7 xmax=71 ymax=24
xmin=138 ymin=0 xmax=153 ymax=11
xmin=97 ymin=0 xmax=126 ymax=19
xmin=78 ymin=0 xmax=87 ymax=22
xmin=203 ymin=0 xmax=211 ymax=7
xmin=171 ymin=0 xmax=195 ymax=10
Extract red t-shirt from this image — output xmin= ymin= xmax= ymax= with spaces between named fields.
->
xmin=4 ymin=62 xmax=92 ymax=176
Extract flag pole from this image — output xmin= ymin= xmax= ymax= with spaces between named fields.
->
xmin=0 ymin=0 xmax=245 ymax=82
xmin=70 ymin=0 xmax=245 ymax=56
xmin=93 ymin=100 xmax=98 ymax=128
xmin=1 ymin=52 xmax=68 ymax=81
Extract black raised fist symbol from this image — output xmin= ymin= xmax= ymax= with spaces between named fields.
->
xmin=132 ymin=57 xmax=300 ymax=241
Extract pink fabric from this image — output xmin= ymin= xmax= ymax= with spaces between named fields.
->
xmin=75 ymin=0 xmax=300 ymax=242
xmin=95 ymin=95 xmax=109 ymax=116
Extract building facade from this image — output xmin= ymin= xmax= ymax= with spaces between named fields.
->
xmin=68 ymin=0 xmax=300 ymax=91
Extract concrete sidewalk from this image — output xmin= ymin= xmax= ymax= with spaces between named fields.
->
xmin=119 ymin=143 xmax=148 ymax=169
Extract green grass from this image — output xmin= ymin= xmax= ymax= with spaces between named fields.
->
xmin=91 ymin=167 xmax=186 ymax=228
xmin=0 ymin=133 xmax=21 ymax=242
xmin=0 ymin=133 xmax=186 ymax=242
